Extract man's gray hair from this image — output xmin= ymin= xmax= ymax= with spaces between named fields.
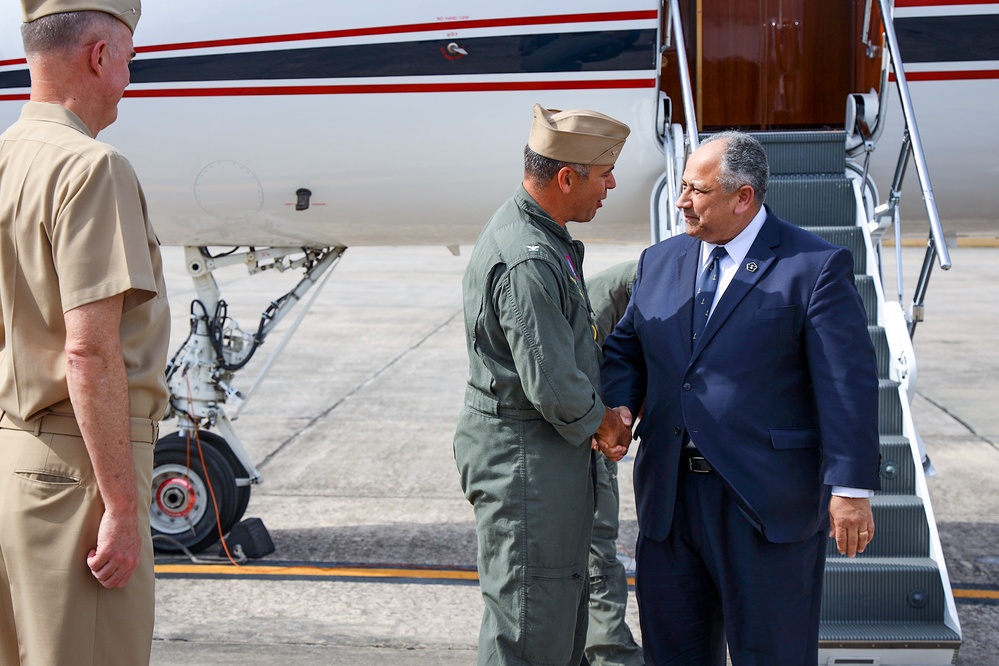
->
xmin=523 ymin=145 xmax=590 ymax=185
xmin=21 ymin=11 xmax=122 ymax=55
xmin=702 ymin=131 xmax=769 ymax=204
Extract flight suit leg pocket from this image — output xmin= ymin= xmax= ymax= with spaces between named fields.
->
xmin=522 ymin=564 xmax=586 ymax=664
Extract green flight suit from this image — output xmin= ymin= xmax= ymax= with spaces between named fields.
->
xmin=584 ymin=261 xmax=645 ymax=666
xmin=454 ymin=185 xmax=606 ymax=666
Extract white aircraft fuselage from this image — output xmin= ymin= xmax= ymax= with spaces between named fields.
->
xmin=0 ymin=1 xmax=992 ymax=249
xmin=0 ymin=2 xmax=663 ymax=247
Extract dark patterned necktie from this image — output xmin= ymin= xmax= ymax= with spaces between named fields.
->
xmin=692 ymin=246 xmax=728 ymax=342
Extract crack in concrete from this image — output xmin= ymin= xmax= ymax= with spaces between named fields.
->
xmin=257 ymin=310 xmax=463 ymax=470
xmin=918 ymin=391 xmax=998 ymax=451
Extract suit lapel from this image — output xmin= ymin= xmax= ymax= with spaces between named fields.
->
xmin=690 ymin=214 xmax=781 ymax=364
xmin=675 ymin=236 xmax=700 ymax=359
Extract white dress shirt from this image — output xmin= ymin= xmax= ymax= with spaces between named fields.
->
xmin=697 ymin=206 xmax=768 ymax=318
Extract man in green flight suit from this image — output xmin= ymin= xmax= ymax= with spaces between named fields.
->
xmin=454 ymin=103 xmax=634 ymax=666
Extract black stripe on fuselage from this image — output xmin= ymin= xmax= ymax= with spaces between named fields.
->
xmin=0 ymin=30 xmax=655 ymax=91
xmin=4 ymin=20 xmax=991 ymax=92
xmin=896 ymin=15 xmax=999 ymax=63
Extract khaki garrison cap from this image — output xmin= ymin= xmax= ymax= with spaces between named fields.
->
xmin=528 ymin=103 xmax=630 ymax=166
xmin=22 ymin=0 xmax=141 ymax=33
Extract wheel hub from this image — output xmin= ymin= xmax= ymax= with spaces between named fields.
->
xmin=157 ymin=477 xmax=197 ymax=518
xmin=150 ymin=463 xmax=210 ymax=534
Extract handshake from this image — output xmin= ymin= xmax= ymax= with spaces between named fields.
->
xmin=591 ymin=406 xmax=633 ymax=462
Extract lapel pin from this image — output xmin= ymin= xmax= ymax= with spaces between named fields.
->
xmin=746 ymin=261 xmax=758 ymax=273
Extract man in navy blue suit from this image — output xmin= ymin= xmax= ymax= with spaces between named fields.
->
xmin=601 ymin=131 xmax=881 ymax=665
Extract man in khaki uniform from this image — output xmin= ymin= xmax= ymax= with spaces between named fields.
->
xmin=454 ymin=104 xmax=633 ymax=665
xmin=0 ymin=2 xmax=170 ymax=664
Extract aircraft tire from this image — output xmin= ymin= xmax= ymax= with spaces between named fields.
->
xmin=187 ymin=429 xmax=251 ymax=527
xmin=150 ymin=433 xmax=238 ymax=554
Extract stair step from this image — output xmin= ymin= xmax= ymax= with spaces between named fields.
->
xmin=878 ymin=436 xmax=918 ymax=495
xmin=855 ymin=275 xmax=878 ymax=326
xmin=870 ymin=325 xmax=890 ymax=379
xmin=769 ymin=175 xmax=856 ymax=229
xmin=820 ymin=621 xmax=960 ymax=647
xmin=756 ymin=131 xmax=847 ymax=174
xmin=822 ymin=558 xmax=948 ymax=624
xmin=802 ymin=225 xmax=867 ymax=275
xmin=701 ymin=131 xmax=847 ymax=174
xmin=879 ymin=379 xmax=903 ymax=436
xmin=827 ymin=496 xmax=928 ymax=558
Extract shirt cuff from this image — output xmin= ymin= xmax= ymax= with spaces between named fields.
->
xmin=831 ymin=486 xmax=875 ymax=498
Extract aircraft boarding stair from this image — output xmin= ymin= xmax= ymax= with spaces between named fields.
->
xmin=652 ymin=1 xmax=962 ymax=660
xmin=754 ymin=130 xmax=961 ymax=664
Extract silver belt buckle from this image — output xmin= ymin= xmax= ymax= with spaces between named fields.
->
xmin=686 ymin=455 xmax=712 ymax=473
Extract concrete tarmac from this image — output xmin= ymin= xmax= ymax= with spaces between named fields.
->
xmin=149 ymin=242 xmax=998 ymax=665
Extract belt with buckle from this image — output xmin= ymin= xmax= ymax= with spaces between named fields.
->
xmin=682 ymin=451 xmax=713 ymax=473
xmin=0 ymin=411 xmax=158 ymax=444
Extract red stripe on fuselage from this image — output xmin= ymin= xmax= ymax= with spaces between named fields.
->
xmin=891 ymin=69 xmax=999 ymax=81
xmin=136 ymin=11 xmax=659 ymax=55
xmin=895 ymin=0 xmax=999 ymax=6
xmin=3 ymin=68 xmax=993 ymax=102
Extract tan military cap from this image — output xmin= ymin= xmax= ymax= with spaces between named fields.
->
xmin=528 ymin=103 xmax=630 ymax=166
xmin=22 ymin=0 xmax=141 ymax=33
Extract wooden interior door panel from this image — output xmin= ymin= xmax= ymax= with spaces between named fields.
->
xmin=661 ymin=0 xmax=882 ymax=130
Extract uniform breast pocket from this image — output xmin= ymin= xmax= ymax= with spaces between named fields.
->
xmin=753 ymin=304 xmax=799 ymax=346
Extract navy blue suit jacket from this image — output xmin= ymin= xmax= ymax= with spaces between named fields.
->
xmin=601 ymin=209 xmax=881 ymax=543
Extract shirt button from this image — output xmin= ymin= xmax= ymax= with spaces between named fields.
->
xmin=682 ymin=382 xmax=692 ymax=391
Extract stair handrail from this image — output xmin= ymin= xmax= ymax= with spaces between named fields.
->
xmin=653 ymin=0 xmax=699 ymax=240
xmin=665 ymin=0 xmax=699 ymax=154
xmin=873 ymin=0 xmax=952 ymax=337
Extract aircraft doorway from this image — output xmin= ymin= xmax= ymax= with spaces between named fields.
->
xmin=661 ymin=0 xmax=883 ymax=130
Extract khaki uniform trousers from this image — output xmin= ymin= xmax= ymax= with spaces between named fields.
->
xmin=0 ymin=414 xmax=156 ymax=666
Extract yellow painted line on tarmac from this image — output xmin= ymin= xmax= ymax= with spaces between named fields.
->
xmin=957 ymin=237 xmax=999 ymax=247
xmin=156 ymin=561 xmax=630 ymax=585
xmin=155 ymin=563 xmax=479 ymax=581
xmin=953 ymin=588 xmax=999 ymax=600
xmin=155 ymin=564 xmax=999 ymax=602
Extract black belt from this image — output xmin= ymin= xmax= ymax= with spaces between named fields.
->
xmin=681 ymin=450 xmax=713 ymax=473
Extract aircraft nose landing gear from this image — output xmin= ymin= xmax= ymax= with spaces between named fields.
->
xmin=154 ymin=245 xmax=344 ymax=555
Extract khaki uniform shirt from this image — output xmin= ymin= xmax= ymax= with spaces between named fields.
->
xmin=0 ymin=102 xmax=170 ymax=422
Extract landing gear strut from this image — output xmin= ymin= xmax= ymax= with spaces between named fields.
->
xmin=153 ymin=245 xmax=345 ymax=554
